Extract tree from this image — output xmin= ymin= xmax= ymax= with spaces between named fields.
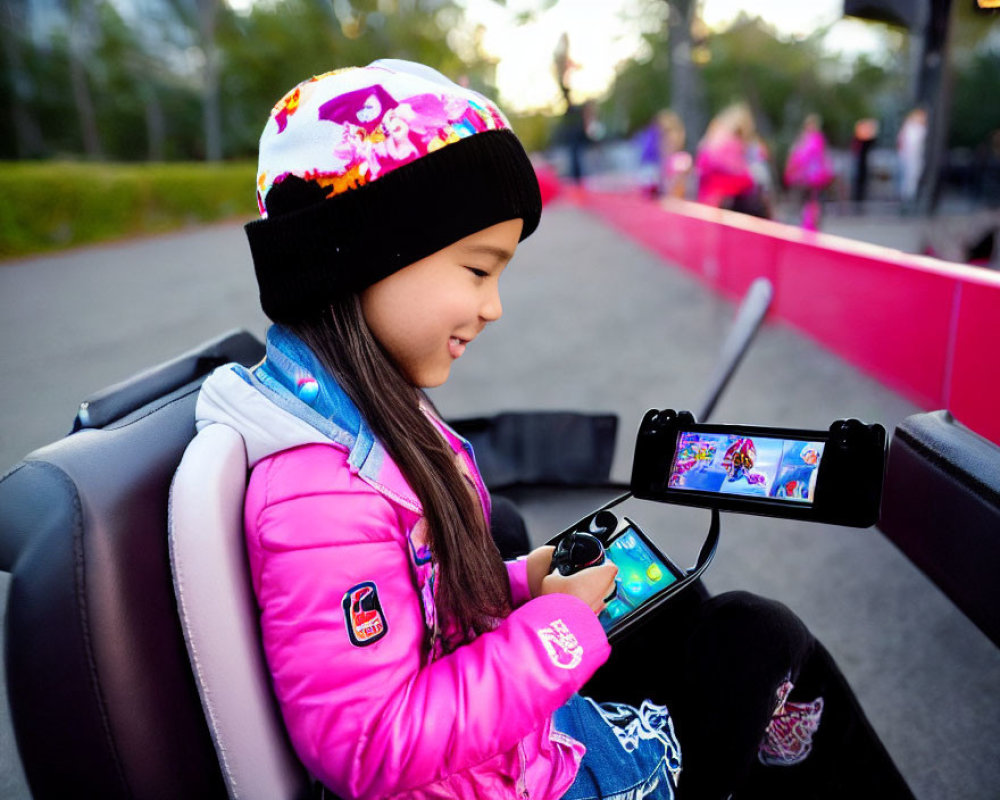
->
xmin=0 ymin=0 xmax=499 ymax=162
xmin=604 ymin=9 xmax=898 ymax=165
xmin=217 ymin=0 xmax=492 ymax=159
xmin=92 ymin=3 xmax=166 ymax=160
xmin=666 ymin=0 xmax=702 ymax=143
xmin=0 ymin=0 xmax=46 ymax=158
xmin=66 ymin=0 xmax=103 ymax=158
xmin=162 ymin=0 xmax=225 ymax=160
xmin=947 ymin=2 xmax=1000 ymax=150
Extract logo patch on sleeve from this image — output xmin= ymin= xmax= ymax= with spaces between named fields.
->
xmin=343 ymin=581 xmax=388 ymax=647
xmin=537 ymin=619 xmax=584 ymax=669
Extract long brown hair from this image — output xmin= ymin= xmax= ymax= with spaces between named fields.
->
xmin=289 ymin=295 xmax=512 ymax=647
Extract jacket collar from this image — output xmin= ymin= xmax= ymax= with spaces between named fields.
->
xmin=249 ymin=324 xmax=420 ymax=512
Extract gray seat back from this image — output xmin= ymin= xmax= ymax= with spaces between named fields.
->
xmin=169 ymin=422 xmax=311 ymax=800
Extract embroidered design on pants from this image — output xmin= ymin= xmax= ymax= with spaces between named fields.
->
xmin=592 ymin=699 xmax=682 ymax=784
xmin=758 ymin=679 xmax=824 ymax=766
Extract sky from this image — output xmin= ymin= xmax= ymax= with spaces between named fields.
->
xmin=458 ymin=0 xmax=890 ymax=112
xmin=216 ymin=0 xmax=891 ymax=113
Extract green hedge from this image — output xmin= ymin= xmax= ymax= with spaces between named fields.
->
xmin=0 ymin=161 xmax=258 ymax=259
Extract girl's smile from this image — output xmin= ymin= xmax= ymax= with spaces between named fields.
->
xmin=361 ymin=218 xmax=523 ymax=387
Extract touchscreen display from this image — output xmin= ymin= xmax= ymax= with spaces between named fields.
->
xmin=599 ymin=527 xmax=677 ymax=631
xmin=666 ymin=431 xmax=825 ymax=504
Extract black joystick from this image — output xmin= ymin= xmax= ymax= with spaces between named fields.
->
xmin=549 ymin=512 xmax=619 ymax=603
xmin=550 ymin=531 xmax=606 ymax=576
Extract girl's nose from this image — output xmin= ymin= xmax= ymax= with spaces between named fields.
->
xmin=480 ymin=285 xmax=503 ymax=322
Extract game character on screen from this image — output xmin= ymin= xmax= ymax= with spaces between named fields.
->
xmin=774 ymin=443 xmax=822 ymax=501
xmin=722 ymin=437 xmax=767 ymax=486
xmin=670 ymin=435 xmax=718 ymax=486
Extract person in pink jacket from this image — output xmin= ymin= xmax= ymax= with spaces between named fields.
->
xmin=784 ymin=114 xmax=836 ymax=230
xmin=194 ymin=60 xmax=916 ymax=800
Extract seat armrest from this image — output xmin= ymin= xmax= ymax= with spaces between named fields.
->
xmin=879 ymin=410 xmax=1000 ymax=648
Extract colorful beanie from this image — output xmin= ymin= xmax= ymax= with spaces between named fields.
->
xmin=245 ymin=58 xmax=542 ymax=323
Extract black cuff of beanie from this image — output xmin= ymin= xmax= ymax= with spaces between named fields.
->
xmin=245 ymin=128 xmax=543 ymax=324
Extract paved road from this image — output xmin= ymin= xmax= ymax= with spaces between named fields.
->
xmin=2 ymin=205 xmax=998 ymax=798
xmin=0 ymin=222 xmax=271 ymax=473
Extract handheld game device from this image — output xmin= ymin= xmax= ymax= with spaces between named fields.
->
xmin=544 ymin=410 xmax=885 ymax=641
xmin=548 ymin=509 xmax=718 ymax=642
xmin=630 ymin=409 xmax=887 ymax=528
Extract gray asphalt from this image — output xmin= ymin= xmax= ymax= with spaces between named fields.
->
xmin=2 ymin=205 xmax=998 ymax=799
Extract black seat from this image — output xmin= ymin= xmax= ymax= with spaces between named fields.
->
xmin=0 ymin=331 xmax=265 ymax=799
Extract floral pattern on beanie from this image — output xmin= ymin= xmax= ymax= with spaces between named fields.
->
xmin=256 ymin=60 xmax=511 ymax=217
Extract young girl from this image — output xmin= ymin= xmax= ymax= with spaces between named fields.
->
xmin=196 ymin=60 xmax=912 ymax=800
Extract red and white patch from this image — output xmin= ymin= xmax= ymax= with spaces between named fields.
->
xmin=537 ymin=619 xmax=584 ymax=670
xmin=342 ymin=581 xmax=388 ymax=647
xmin=758 ymin=679 xmax=825 ymax=766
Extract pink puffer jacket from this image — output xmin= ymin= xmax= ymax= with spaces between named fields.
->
xmin=242 ymin=421 xmax=611 ymax=799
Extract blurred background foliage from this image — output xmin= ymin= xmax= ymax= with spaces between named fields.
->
xmin=0 ymin=160 xmax=254 ymax=257
xmin=3 ymin=0 xmax=996 ymax=163
xmin=0 ymin=0 xmax=499 ymax=162
xmin=0 ymin=0 xmax=996 ymax=256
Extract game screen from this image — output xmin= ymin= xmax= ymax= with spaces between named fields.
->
xmin=666 ymin=431 xmax=825 ymax=504
xmin=599 ymin=526 xmax=678 ymax=632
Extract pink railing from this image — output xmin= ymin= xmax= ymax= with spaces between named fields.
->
xmin=578 ymin=192 xmax=1000 ymax=446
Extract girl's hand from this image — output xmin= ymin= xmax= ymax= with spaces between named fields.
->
xmin=526 ymin=546 xmax=555 ymax=599
xmin=539 ymin=563 xmax=619 ymax=615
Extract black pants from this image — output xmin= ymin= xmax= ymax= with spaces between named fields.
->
xmin=489 ymin=501 xmax=913 ymax=799
xmin=583 ymin=587 xmax=915 ymax=800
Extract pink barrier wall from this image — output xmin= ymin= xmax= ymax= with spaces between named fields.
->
xmin=580 ymin=192 xmax=1000 ymax=446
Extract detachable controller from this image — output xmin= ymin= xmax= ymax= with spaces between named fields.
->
xmin=549 ymin=511 xmax=618 ymax=602
xmin=549 ymin=531 xmax=606 ymax=576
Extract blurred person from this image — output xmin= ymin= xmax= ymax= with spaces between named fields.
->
xmin=784 ymin=114 xmax=836 ymax=230
xmin=694 ymin=103 xmax=760 ymax=214
xmin=553 ymin=32 xmax=579 ymax=105
xmin=636 ymin=110 xmax=690 ymax=199
xmin=561 ymin=100 xmax=596 ymax=186
xmin=897 ymin=107 xmax=927 ymax=212
xmin=974 ymin=128 xmax=1000 ymax=207
xmin=851 ymin=118 xmax=879 ymax=209
xmin=745 ymin=133 xmax=775 ymax=217
xmin=552 ymin=33 xmax=592 ymax=188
